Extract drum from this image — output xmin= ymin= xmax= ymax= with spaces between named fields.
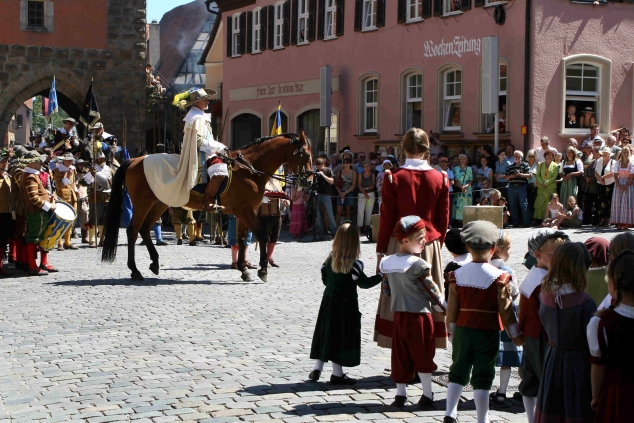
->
xmin=40 ymin=201 xmax=77 ymax=251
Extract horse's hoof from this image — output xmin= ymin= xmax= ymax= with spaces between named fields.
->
xmin=241 ymin=272 xmax=253 ymax=282
xmin=149 ymin=263 xmax=159 ymax=275
xmin=257 ymin=270 xmax=267 ymax=282
xmin=131 ymin=272 xmax=144 ymax=281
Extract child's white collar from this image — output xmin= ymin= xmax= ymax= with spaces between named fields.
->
xmin=402 ymin=158 xmax=433 ymax=171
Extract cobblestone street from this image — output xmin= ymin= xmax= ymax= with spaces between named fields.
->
xmin=0 ymin=227 xmax=617 ymax=423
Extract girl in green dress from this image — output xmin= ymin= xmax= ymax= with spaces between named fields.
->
xmin=309 ymin=222 xmax=382 ymax=385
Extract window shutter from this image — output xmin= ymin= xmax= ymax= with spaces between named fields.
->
xmin=308 ymin=0 xmax=316 ymax=40
xmin=397 ymin=0 xmax=406 ymax=23
xmin=433 ymin=0 xmax=442 ymax=16
xmin=376 ymin=0 xmax=386 ymax=27
xmin=317 ymin=0 xmax=325 ymax=40
xmin=283 ymin=1 xmax=291 ymax=46
xmin=246 ymin=11 xmax=253 ymax=54
xmin=422 ymin=0 xmax=432 ymax=18
xmin=291 ymin=0 xmax=299 ymax=44
xmin=336 ymin=0 xmax=345 ymax=36
xmin=239 ymin=13 xmax=247 ymax=54
xmin=260 ymin=7 xmax=268 ymax=50
xmin=268 ymin=5 xmax=275 ymax=49
xmin=461 ymin=0 xmax=471 ymax=10
xmin=475 ymin=0 xmax=485 ymax=6
xmin=354 ymin=0 xmax=362 ymax=31
xmin=226 ymin=16 xmax=232 ymax=57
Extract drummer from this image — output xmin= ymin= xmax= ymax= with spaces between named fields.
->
xmin=19 ymin=151 xmax=57 ymax=276
xmin=52 ymin=152 xmax=79 ymax=251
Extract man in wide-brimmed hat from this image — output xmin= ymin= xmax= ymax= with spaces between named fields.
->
xmin=53 ymin=117 xmax=79 ymax=151
xmin=144 ymin=87 xmax=227 ymax=209
xmin=19 ymin=151 xmax=58 ymax=276
xmin=52 ymin=152 xmax=78 ymax=250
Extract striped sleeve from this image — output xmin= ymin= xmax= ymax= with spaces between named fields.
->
xmin=24 ymin=175 xmax=47 ymax=209
xmin=351 ymin=260 xmax=364 ymax=281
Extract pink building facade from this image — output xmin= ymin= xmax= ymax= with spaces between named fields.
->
xmin=215 ymin=0 xmax=634 ymax=157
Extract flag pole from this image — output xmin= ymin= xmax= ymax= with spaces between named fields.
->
xmin=93 ymin=126 xmax=99 ymax=247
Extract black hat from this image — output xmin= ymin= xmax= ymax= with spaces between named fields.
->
xmin=445 ymin=228 xmax=468 ymax=256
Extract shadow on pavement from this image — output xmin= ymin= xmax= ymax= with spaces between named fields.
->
xmin=48 ymin=278 xmax=259 ymax=287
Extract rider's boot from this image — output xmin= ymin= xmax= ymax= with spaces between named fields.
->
xmin=204 ymin=175 xmax=226 ymax=210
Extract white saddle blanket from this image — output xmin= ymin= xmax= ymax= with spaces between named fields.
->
xmin=143 ymin=153 xmax=197 ymax=207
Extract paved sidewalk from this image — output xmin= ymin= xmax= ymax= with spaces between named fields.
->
xmin=0 ymin=227 xmax=617 ymax=422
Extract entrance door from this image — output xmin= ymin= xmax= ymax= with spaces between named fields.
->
xmin=232 ymin=114 xmax=262 ymax=149
xmin=297 ymin=109 xmax=324 ymax=158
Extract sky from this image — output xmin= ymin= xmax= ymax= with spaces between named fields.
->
xmin=147 ymin=0 xmax=197 ymax=23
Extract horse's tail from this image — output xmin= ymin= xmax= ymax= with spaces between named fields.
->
xmin=101 ymin=159 xmax=132 ymax=263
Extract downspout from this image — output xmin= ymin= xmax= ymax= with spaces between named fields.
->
xmin=523 ymin=0 xmax=532 ymax=153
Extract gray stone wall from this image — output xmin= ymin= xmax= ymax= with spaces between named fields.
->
xmin=0 ymin=0 xmax=148 ymax=151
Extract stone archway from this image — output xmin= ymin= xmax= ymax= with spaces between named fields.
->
xmin=0 ymin=70 xmax=85 ymax=143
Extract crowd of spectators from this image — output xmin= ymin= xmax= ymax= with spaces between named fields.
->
xmin=284 ymin=125 xmax=633 ymax=238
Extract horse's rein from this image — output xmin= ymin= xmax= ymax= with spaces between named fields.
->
xmin=216 ymin=152 xmax=303 ymax=186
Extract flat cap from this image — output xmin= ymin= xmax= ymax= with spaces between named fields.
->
xmin=527 ymin=228 xmax=569 ymax=256
xmin=460 ymin=221 xmax=501 ymax=249
xmin=393 ymin=215 xmax=426 ymax=242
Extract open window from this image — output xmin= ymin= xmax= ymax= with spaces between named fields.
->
xmin=297 ymin=0 xmax=309 ymax=44
xmin=362 ymin=0 xmax=377 ymax=31
xmin=561 ymin=55 xmax=611 ymax=135
xmin=402 ymin=70 xmax=423 ymax=132
xmin=481 ymin=61 xmax=508 ymax=133
xmin=325 ymin=0 xmax=337 ymax=39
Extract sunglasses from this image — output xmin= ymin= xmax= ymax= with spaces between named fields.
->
xmin=343 ymin=159 xmax=352 ymax=164
xmin=440 ymin=160 xmax=448 ymax=163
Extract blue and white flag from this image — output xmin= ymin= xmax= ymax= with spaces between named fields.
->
xmin=47 ymin=77 xmax=58 ymax=116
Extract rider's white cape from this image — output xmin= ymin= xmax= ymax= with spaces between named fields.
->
xmin=143 ymin=108 xmax=223 ymax=207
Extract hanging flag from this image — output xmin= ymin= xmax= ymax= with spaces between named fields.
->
xmin=271 ymin=102 xmax=282 ymax=136
xmin=43 ymin=97 xmax=50 ymax=117
xmin=47 ymin=77 xmax=58 ymax=116
xmin=79 ymin=81 xmax=101 ymax=128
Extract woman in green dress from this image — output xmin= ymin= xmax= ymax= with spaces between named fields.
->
xmin=452 ymin=154 xmax=473 ymax=226
xmin=309 ymin=222 xmax=382 ymax=385
xmin=534 ymin=150 xmax=559 ymax=221
xmin=559 ymin=146 xmax=584 ymax=204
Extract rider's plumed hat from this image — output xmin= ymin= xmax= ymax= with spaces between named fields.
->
xmin=173 ymin=87 xmax=217 ymax=110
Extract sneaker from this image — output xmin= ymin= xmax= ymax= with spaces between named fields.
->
xmin=391 ymin=396 xmax=407 ymax=407
xmin=156 ymin=240 xmax=169 ymax=246
xmin=308 ymin=370 xmax=321 ymax=382
xmin=330 ymin=374 xmax=356 ymax=385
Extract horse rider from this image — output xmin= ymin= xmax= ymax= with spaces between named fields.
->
xmin=174 ymin=87 xmax=228 ymax=209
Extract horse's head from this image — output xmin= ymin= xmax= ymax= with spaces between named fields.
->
xmin=287 ymin=131 xmax=312 ymax=175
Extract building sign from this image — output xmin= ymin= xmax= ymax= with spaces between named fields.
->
xmin=423 ymin=36 xmax=482 ymax=58
xmin=230 ymin=77 xmax=340 ymax=102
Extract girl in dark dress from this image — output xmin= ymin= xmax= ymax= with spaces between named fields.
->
xmin=534 ymin=243 xmax=596 ymax=423
xmin=309 ymin=222 xmax=382 ymax=385
xmin=588 ymin=249 xmax=634 ymax=422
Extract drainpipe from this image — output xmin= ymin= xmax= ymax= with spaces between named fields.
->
xmin=523 ymin=0 xmax=532 ymax=154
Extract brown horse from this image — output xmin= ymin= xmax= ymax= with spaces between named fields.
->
xmin=101 ymin=132 xmax=312 ymax=282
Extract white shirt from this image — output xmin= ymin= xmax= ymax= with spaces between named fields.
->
xmin=535 ymin=146 xmax=559 ymax=163
xmin=184 ymin=107 xmax=226 ymax=157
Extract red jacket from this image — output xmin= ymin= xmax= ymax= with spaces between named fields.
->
xmin=377 ymin=164 xmax=450 ymax=253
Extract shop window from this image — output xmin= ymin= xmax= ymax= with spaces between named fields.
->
xmin=443 ymin=68 xmax=462 ymax=132
xmin=274 ymin=2 xmax=284 ymax=49
xmin=252 ymin=8 xmax=261 ymax=52
xmin=362 ymin=0 xmax=377 ymax=31
xmin=231 ymin=13 xmax=241 ymax=57
xmin=403 ymin=71 xmax=423 ymax=132
xmin=325 ymin=0 xmax=337 ymax=39
xmin=363 ymin=78 xmax=379 ymax=133
xmin=297 ymin=0 xmax=309 ymax=44
xmin=481 ymin=62 xmax=508 ymax=133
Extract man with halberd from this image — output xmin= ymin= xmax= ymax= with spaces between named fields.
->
xmin=91 ymin=122 xmax=119 ymax=166
xmin=19 ymin=151 xmax=58 ymax=276
xmin=83 ymin=151 xmax=112 ymax=247
xmin=0 ymin=149 xmax=15 ymax=277
xmin=74 ymin=159 xmax=91 ymax=244
xmin=52 ymin=152 xmax=79 ymax=251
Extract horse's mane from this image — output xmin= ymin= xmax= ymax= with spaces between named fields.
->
xmin=240 ymin=133 xmax=300 ymax=151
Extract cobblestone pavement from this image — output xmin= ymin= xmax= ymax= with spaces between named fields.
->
xmin=0 ymin=227 xmax=618 ymax=423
